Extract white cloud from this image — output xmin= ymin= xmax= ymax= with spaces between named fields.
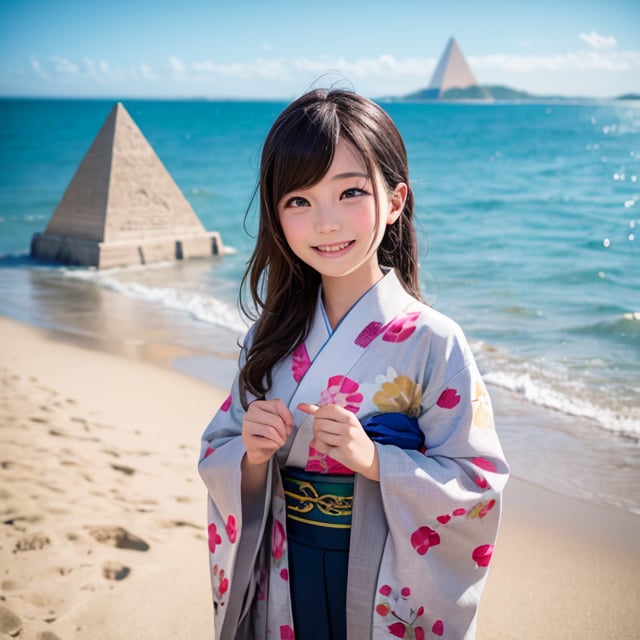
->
xmin=83 ymin=57 xmax=103 ymax=81
xmin=81 ymin=57 xmax=126 ymax=83
xmin=30 ymin=57 xmax=48 ymax=79
xmin=49 ymin=56 xmax=79 ymax=75
xmin=168 ymin=56 xmax=186 ymax=76
xmin=130 ymin=63 xmax=155 ymax=80
xmin=292 ymin=55 xmax=433 ymax=79
xmin=579 ymin=31 xmax=617 ymax=50
xmin=469 ymin=50 xmax=640 ymax=73
xmin=23 ymin=47 xmax=640 ymax=97
xmin=178 ymin=50 xmax=638 ymax=84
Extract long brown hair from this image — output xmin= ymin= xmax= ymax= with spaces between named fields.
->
xmin=239 ymin=89 xmax=421 ymax=404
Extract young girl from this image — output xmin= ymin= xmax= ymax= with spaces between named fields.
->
xmin=199 ymin=89 xmax=508 ymax=640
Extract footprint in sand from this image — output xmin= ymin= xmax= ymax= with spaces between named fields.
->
xmin=102 ymin=561 xmax=131 ymax=581
xmin=1 ymin=579 xmax=24 ymax=591
xmin=0 ymin=604 xmax=22 ymax=636
xmin=110 ymin=463 xmax=135 ymax=476
xmin=36 ymin=632 xmax=63 ymax=640
xmin=161 ymin=519 xmax=200 ymax=530
xmin=13 ymin=532 xmax=51 ymax=553
xmin=87 ymin=526 xmax=150 ymax=551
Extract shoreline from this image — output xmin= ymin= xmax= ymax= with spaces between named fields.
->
xmin=1 ymin=315 xmax=639 ymax=638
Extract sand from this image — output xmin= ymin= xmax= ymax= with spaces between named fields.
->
xmin=1 ymin=315 xmax=639 ymax=639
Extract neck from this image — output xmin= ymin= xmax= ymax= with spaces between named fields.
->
xmin=321 ymin=266 xmax=385 ymax=330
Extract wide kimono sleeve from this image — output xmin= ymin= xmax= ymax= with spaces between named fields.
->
xmin=370 ymin=313 xmax=509 ymax=639
xmin=197 ymin=326 xmax=271 ymax=638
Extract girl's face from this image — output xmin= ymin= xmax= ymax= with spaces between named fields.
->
xmin=277 ymin=139 xmax=406 ymax=296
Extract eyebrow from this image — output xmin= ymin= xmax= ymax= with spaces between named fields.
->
xmin=331 ymin=171 xmax=370 ymax=181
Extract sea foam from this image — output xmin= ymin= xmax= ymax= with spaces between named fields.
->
xmin=63 ymin=267 xmax=247 ymax=335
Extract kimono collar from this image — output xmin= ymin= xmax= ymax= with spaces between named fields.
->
xmin=306 ymin=268 xmax=415 ymax=363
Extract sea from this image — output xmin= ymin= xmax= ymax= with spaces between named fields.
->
xmin=0 ymin=97 xmax=638 ymax=515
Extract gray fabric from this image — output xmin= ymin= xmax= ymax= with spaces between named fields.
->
xmin=347 ymin=474 xmax=388 ymax=639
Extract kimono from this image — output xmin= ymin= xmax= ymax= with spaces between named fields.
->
xmin=199 ymin=269 xmax=509 ymax=639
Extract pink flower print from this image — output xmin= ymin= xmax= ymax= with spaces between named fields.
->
xmin=305 ymin=445 xmax=354 ymax=475
xmin=280 ymin=568 xmax=289 ymax=581
xmin=208 ymin=523 xmax=222 ymax=554
xmin=355 ymin=321 xmax=384 ymax=347
xmin=432 ymin=620 xmax=444 ymax=636
xmin=291 ymin=344 xmax=311 ymax=382
xmin=401 ymin=587 xmax=411 ymax=597
xmin=436 ymin=514 xmax=451 ymax=525
xmin=410 ymin=526 xmax=441 ymax=556
xmin=272 ymin=519 xmax=286 ymax=561
xmin=472 ymin=544 xmax=494 ymax=567
xmin=382 ymin=311 xmax=421 ymax=343
xmin=319 ymin=375 xmax=363 ymax=413
xmin=436 ymin=388 xmax=461 ymax=409
xmin=479 ymin=499 xmax=496 ymax=518
xmin=280 ymin=625 xmax=295 ymax=640
xmin=220 ymin=394 xmax=232 ymax=412
xmin=388 ymin=621 xmax=407 ymax=637
xmin=472 ymin=457 xmax=497 ymax=473
xmin=415 ymin=627 xmax=425 ymax=640
xmin=379 ymin=584 xmax=392 ymax=596
xmin=453 ymin=508 xmax=466 ymax=517
xmin=225 ymin=515 xmax=237 ymax=543
xmin=204 ymin=446 xmax=215 ymax=459
xmin=212 ymin=564 xmax=229 ymax=605
xmin=475 ymin=475 xmax=489 ymax=489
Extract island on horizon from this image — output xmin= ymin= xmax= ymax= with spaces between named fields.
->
xmin=379 ymin=37 xmax=639 ymax=103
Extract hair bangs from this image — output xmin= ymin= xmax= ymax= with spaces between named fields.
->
xmin=265 ymin=104 xmax=340 ymax=211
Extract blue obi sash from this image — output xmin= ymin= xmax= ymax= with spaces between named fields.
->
xmin=362 ymin=411 xmax=424 ymax=450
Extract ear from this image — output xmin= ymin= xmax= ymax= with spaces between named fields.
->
xmin=386 ymin=182 xmax=408 ymax=225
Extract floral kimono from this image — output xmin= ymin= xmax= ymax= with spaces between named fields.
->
xmin=199 ymin=269 xmax=508 ymax=639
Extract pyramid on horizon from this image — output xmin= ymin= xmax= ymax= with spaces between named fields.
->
xmin=31 ymin=102 xmax=222 ymax=268
xmin=420 ymin=38 xmax=490 ymax=100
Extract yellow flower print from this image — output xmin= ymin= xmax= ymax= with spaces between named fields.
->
xmin=468 ymin=498 xmax=496 ymax=519
xmin=373 ymin=374 xmax=422 ymax=417
xmin=472 ymin=380 xmax=495 ymax=430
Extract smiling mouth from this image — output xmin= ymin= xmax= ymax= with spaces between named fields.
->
xmin=314 ymin=241 xmax=354 ymax=253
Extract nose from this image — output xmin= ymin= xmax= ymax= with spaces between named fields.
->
xmin=314 ymin=203 xmax=340 ymax=234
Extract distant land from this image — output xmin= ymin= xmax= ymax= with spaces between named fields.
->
xmin=382 ymin=84 xmax=640 ymax=103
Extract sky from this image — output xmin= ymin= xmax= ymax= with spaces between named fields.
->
xmin=1 ymin=0 xmax=639 ymax=100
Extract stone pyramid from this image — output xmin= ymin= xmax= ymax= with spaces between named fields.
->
xmin=423 ymin=38 xmax=485 ymax=99
xmin=31 ymin=102 xmax=222 ymax=268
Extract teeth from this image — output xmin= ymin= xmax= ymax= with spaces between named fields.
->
xmin=317 ymin=242 xmax=350 ymax=253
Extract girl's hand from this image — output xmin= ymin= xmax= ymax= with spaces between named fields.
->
xmin=242 ymin=399 xmax=293 ymax=465
xmin=298 ymin=402 xmax=380 ymax=481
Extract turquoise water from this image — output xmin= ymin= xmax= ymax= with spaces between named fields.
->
xmin=0 ymin=98 xmax=639 ymax=511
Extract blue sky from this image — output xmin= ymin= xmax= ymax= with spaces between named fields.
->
xmin=1 ymin=0 xmax=639 ymax=99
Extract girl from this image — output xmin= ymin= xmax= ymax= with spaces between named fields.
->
xmin=199 ymin=89 xmax=508 ymax=639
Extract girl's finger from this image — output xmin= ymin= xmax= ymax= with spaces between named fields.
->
xmin=297 ymin=402 xmax=319 ymax=415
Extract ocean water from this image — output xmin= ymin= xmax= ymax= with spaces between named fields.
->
xmin=0 ymin=98 xmax=638 ymax=513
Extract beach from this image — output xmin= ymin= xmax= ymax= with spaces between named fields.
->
xmin=1 ymin=314 xmax=639 ymax=639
